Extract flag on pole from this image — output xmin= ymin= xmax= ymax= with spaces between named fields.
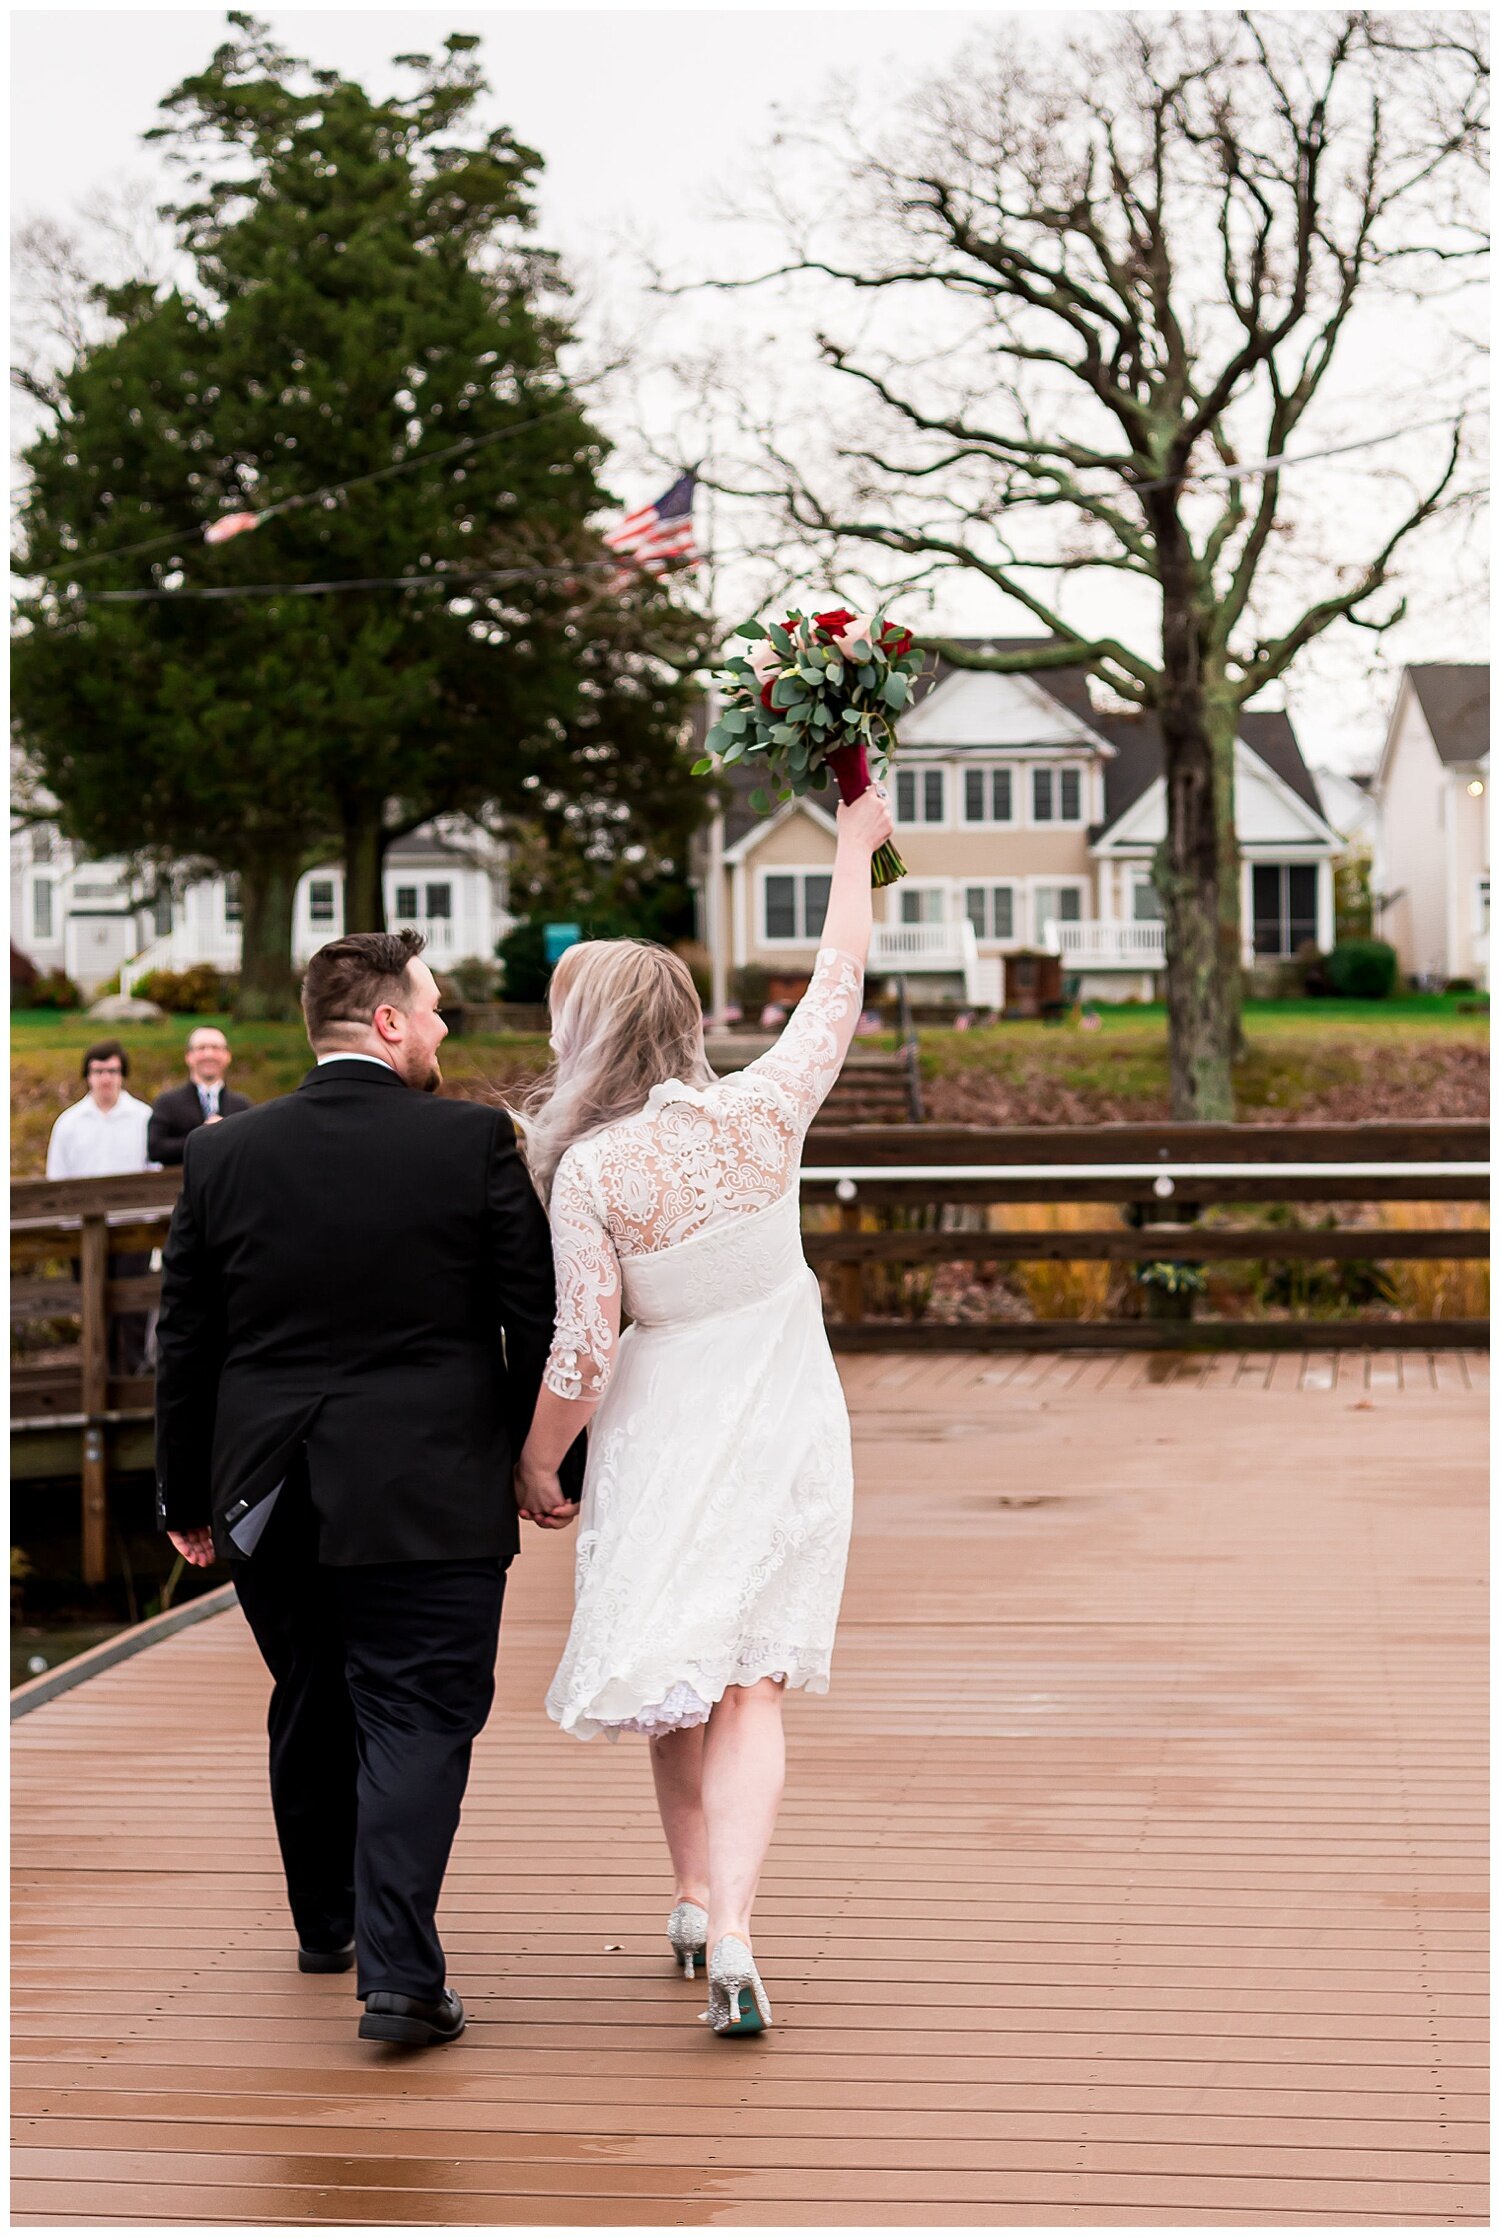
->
xmin=603 ymin=472 xmax=700 ymax=577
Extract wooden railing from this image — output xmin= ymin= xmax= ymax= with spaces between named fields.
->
xmin=11 ymin=1122 xmax=1488 ymax=1579
xmin=13 ymin=1170 xmax=182 ymax=1583
xmin=799 ymin=1120 xmax=1489 ymax=1352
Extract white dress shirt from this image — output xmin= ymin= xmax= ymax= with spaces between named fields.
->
xmin=45 ymin=1091 xmax=154 ymax=1179
xmin=315 ymin=1053 xmax=395 ymax=1071
xmin=196 ymin=1080 xmax=222 ymax=1117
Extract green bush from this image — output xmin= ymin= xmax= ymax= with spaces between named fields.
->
xmin=496 ymin=920 xmax=552 ymax=1004
xmin=135 ymin=964 xmax=235 ymax=1013
xmin=26 ymin=970 xmax=83 ymax=1011
xmin=1324 ymin=939 xmax=1398 ymax=999
xmin=731 ymin=963 xmax=773 ymax=1012
xmin=448 ymin=955 xmax=499 ymax=1002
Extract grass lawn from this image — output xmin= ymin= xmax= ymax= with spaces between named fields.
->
xmin=10 ymin=998 xmax=1487 ymax=1173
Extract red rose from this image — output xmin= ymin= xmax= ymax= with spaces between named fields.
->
xmin=879 ymin=623 xmax=913 ymax=660
xmin=760 ymin=679 xmax=776 ymax=709
xmin=812 ymin=607 xmax=857 ymax=638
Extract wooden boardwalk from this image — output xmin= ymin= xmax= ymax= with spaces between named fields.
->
xmin=13 ymin=1350 xmax=1488 ymax=2226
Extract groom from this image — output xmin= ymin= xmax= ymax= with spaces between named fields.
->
xmin=155 ymin=930 xmax=576 ymax=2046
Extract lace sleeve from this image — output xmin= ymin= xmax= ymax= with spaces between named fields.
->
xmin=742 ymin=945 xmax=865 ymax=1135
xmin=543 ymin=1147 xmax=622 ymax=1402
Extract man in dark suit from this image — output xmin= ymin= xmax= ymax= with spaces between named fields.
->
xmin=155 ymin=931 xmax=578 ymax=2047
xmin=147 ymin=1026 xmax=253 ymax=1165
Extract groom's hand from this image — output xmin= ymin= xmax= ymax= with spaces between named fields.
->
xmin=168 ymin=1527 xmax=216 ymax=1568
xmin=514 ymin=1457 xmax=579 ymax=1531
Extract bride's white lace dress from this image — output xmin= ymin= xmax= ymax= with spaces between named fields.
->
xmin=541 ymin=946 xmax=863 ymax=1741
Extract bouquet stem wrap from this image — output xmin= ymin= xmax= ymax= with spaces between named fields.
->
xmin=827 ymin=742 xmax=907 ymax=889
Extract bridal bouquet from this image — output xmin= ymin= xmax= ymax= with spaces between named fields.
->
xmin=693 ymin=605 xmax=920 ymax=887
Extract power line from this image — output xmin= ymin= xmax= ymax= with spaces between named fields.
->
xmin=40 ymin=395 xmax=596 ymax=582
xmin=75 ymin=559 xmax=623 ymax=605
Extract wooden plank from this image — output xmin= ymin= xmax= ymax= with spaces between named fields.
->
xmin=804 ymin=1173 xmax=1487 ymax=1206
xmin=12 ymin=1172 xmax=182 ymax=1221
xmin=826 ymin=1319 xmax=1489 ymax=1352
xmin=804 ymin=1227 xmax=1489 ymax=1264
xmin=804 ymin=1120 xmax=1490 ymax=1167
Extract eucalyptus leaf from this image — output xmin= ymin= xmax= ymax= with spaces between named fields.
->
xmin=883 ymin=674 xmax=909 ymax=710
xmin=858 ymin=664 xmax=876 ymax=689
xmin=767 ymin=623 xmax=794 ymax=655
xmin=749 ymin=787 xmax=771 ymax=814
xmin=849 ymin=640 xmax=872 ymax=663
xmin=690 ymin=756 xmax=714 ymax=776
xmin=825 ymin=661 xmax=843 ymax=687
xmin=841 ymin=707 xmax=861 ymax=725
xmin=734 ymin=619 xmax=767 ymax=640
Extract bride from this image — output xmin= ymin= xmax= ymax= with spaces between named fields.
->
xmin=512 ymin=784 xmax=894 ymax=2035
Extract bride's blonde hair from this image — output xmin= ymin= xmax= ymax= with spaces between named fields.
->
xmin=516 ymin=939 xmax=714 ymax=1200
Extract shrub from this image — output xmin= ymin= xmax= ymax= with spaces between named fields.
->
xmin=28 ymin=969 xmax=83 ymax=1011
xmin=496 ymin=919 xmax=552 ymax=1004
xmin=731 ymin=963 xmax=772 ymax=1012
xmin=134 ymin=964 xmax=234 ymax=1013
xmin=448 ymin=955 xmax=500 ymax=1003
xmin=1324 ymin=938 xmax=1398 ymax=999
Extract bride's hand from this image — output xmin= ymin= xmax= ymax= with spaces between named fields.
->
xmin=515 ymin=1453 xmax=578 ymax=1530
xmin=836 ymin=783 xmax=894 ymax=855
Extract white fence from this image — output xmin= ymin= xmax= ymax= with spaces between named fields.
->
xmin=1044 ymin=919 xmax=1167 ymax=970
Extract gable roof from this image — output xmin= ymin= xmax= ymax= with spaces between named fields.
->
xmin=1407 ymin=663 xmax=1489 ymax=766
xmin=1092 ymin=706 xmax=1325 ymax=834
xmin=911 ymin=637 xmax=1105 ymax=738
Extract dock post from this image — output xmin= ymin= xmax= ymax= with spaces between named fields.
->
xmin=79 ymin=1215 xmax=109 ymax=1587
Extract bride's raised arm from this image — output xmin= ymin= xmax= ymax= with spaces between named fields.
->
xmin=745 ymin=787 xmax=895 ymax=1134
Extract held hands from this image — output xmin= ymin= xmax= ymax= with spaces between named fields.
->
xmin=836 ymin=783 xmax=894 ymax=856
xmin=514 ymin=1453 xmax=579 ymax=1531
xmin=167 ymin=1527 xmax=216 ymax=1568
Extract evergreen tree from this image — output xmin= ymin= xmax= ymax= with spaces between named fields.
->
xmin=14 ymin=17 xmax=698 ymax=1016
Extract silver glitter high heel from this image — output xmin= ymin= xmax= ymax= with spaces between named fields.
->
xmin=704 ymin=1935 xmax=772 ymax=2034
xmin=666 ymin=1900 xmax=708 ymax=1980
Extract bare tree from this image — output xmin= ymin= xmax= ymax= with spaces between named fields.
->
xmin=686 ymin=10 xmax=1486 ymax=1116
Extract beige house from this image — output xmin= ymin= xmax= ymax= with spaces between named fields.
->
xmin=697 ymin=640 xmax=1340 ymax=1008
xmin=1373 ymin=664 xmax=1489 ymax=988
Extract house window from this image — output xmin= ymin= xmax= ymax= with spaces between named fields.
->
xmin=152 ymin=889 xmax=173 ymax=937
xmin=1132 ymin=877 xmax=1164 ymax=922
xmin=899 ymin=886 xmax=946 ymax=927
xmin=31 ymin=828 xmax=53 ymax=864
xmin=425 ymin=882 xmax=452 ymax=919
xmin=762 ymin=872 xmax=830 ymax=941
xmin=1251 ymin=863 xmax=1318 ymax=957
xmin=394 ymin=885 xmax=419 ymax=919
xmin=895 ymin=768 xmax=945 ymax=824
xmin=309 ymin=879 xmax=336 ymax=923
xmin=1475 ymin=876 xmax=1489 ymax=936
xmin=1033 ymin=885 xmax=1083 ymax=941
xmin=223 ymin=876 xmax=242 ymax=924
xmin=1031 ymin=765 xmax=1084 ymax=823
xmin=32 ymin=879 xmax=53 ymax=941
xmin=963 ymin=767 xmax=1014 ymax=824
xmin=964 ymin=885 xmax=1015 ymax=941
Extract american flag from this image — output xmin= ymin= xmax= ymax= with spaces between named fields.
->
xmin=603 ymin=472 xmax=700 ymax=576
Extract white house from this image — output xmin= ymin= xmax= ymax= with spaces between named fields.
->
xmin=1372 ymin=663 xmax=1489 ymax=988
xmin=12 ymin=817 xmax=513 ymax=996
xmin=697 ymin=642 xmax=1342 ymax=1007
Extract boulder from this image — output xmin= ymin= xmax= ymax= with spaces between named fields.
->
xmin=86 ymin=993 xmax=168 ymax=1022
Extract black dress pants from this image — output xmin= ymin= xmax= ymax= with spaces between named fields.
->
xmin=231 ymin=1473 xmax=508 ymax=2002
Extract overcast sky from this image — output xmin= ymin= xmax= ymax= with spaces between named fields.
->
xmin=11 ymin=6 xmax=1489 ymax=775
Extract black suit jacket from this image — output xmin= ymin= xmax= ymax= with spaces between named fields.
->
xmin=154 ymin=1059 xmax=566 ymax=1565
xmin=148 ymin=1079 xmax=254 ymax=1166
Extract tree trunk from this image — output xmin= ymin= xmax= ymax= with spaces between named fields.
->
xmin=1148 ymin=505 xmax=1237 ymax=1121
xmin=233 ymin=860 xmax=301 ymax=1021
xmin=1209 ymin=681 xmax=1246 ymax=1062
xmin=342 ymin=814 xmax=387 ymax=934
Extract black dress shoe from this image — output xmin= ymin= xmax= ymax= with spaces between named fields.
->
xmin=298 ymin=1939 xmax=356 ymax=1974
xmin=358 ymin=1987 xmax=465 ymax=2045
